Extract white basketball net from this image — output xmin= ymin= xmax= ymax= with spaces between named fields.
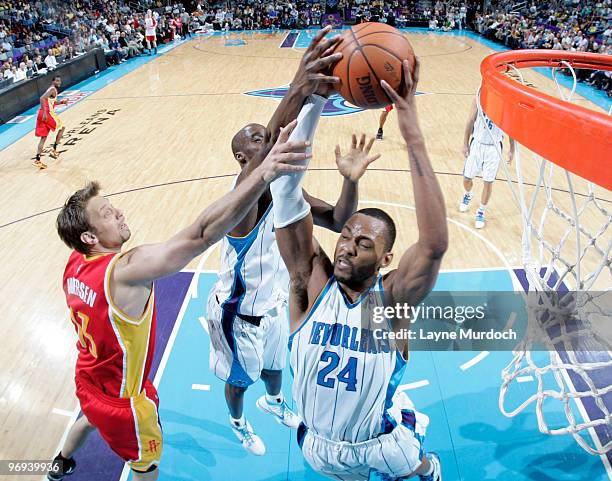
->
xmin=482 ymin=62 xmax=612 ymax=455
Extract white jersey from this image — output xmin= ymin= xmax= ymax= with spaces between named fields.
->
xmin=213 ymin=200 xmax=288 ymax=317
xmin=472 ymin=92 xmax=503 ymax=146
xmin=145 ymin=17 xmax=157 ymax=36
xmin=289 ymin=275 xmax=407 ymax=443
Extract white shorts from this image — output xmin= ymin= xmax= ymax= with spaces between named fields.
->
xmin=463 ymin=142 xmax=502 ymax=182
xmin=297 ymin=393 xmax=428 ymax=480
xmin=206 ymin=293 xmax=288 ymax=388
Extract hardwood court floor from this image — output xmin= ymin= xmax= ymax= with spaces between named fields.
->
xmin=0 ymin=29 xmax=609 ymax=472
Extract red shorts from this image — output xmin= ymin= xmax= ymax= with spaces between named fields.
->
xmin=384 ymin=104 xmax=394 ymax=113
xmin=76 ymin=377 xmax=163 ymax=472
xmin=35 ymin=108 xmax=62 ymax=137
xmin=146 ymin=35 xmax=156 ymax=42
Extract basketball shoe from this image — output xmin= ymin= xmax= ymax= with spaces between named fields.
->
xmin=231 ymin=418 xmax=266 ymax=456
xmin=475 ymin=208 xmax=486 ymax=229
xmin=47 ymin=454 xmax=76 ymax=480
xmin=256 ymin=394 xmax=301 ymax=428
xmin=32 ymin=158 xmax=48 ymax=169
xmin=376 ymin=128 xmax=383 ymax=140
xmin=459 ymin=191 xmax=473 ymax=212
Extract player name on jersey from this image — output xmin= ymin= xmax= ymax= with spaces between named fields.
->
xmin=308 ymin=320 xmax=393 ymax=354
xmin=66 ymin=277 xmax=98 ymax=308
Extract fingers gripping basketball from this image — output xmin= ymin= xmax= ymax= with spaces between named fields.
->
xmin=332 ymin=23 xmax=416 ymax=109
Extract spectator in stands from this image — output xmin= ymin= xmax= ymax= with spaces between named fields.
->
xmin=8 ymin=64 xmax=17 ymax=82
xmin=45 ymin=48 xmax=57 ymax=70
xmin=1 ymin=36 xmax=10 ymax=53
xmin=101 ymin=35 xmax=119 ymax=65
xmin=2 ymin=62 xmax=11 ymax=79
xmin=109 ymin=34 xmax=127 ymax=63
xmin=14 ymin=61 xmax=26 ymax=82
xmin=118 ymin=31 xmax=138 ymax=58
xmin=34 ymin=54 xmax=46 ymax=73
xmin=26 ymin=58 xmax=37 ymax=78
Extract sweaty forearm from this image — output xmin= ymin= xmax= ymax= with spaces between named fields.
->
xmin=266 ymin=86 xmax=304 ymax=143
xmin=407 ymin=140 xmax=448 ymax=257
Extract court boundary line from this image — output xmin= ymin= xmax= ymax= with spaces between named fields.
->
xmin=2 ymin=168 xmax=608 ymax=231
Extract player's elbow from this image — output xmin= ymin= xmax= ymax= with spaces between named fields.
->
xmin=419 ymin=237 xmax=448 ymax=260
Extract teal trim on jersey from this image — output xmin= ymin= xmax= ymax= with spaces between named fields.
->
xmin=288 ymin=276 xmax=335 ymax=350
xmin=338 ymin=275 xmax=381 ymax=309
xmin=384 ymin=351 xmax=408 ymax=411
xmin=225 ymin=202 xmax=273 ymax=252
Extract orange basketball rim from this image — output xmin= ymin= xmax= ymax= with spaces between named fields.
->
xmin=480 ymin=50 xmax=612 ymax=190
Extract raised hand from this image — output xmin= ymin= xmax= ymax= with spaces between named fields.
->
xmin=380 ymin=58 xmax=423 ymax=144
xmin=258 ymin=120 xmax=311 ymax=182
xmin=335 ymin=134 xmax=381 ymax=183
xmin=291 ymin=26 xmax=343 ymax=99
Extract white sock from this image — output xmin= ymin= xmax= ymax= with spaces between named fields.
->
xmin=465 ymin=190 xmax=473 ymax=196
xmin=266 ymin=392 xmax=284 ymax=405
xmin=230 ymin=414 xmax=246 ymax=427
xmin=479 ymin=204 xmax=487 ymax=212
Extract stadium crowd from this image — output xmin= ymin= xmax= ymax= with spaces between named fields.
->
xmin=473 ymin=1 xmax=612 ymax=93
xmin=0 ymin=0 xmax=610 ymax=94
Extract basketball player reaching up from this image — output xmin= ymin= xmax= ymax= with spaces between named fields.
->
xmin=47 ymin=126 xmax=310 ymax=481
xmin=34 ymin=75 xmax=68 ymax=169
xmin=270 ymin=59 xmax=446 ymax=480
xmin=207 ymin=26 xmax=375 ymax=456
xmin=460 ymin=90 xmax=515 ymax=228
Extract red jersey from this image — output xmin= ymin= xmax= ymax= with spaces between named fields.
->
xmin=63 ymin=251 xmax=157 ymax=398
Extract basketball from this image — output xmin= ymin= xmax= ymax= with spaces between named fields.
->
xmin=332 ymin=23 xmax=415 ymax=109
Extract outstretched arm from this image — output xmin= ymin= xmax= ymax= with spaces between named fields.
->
xmin=381 ymin=60 xmax=448 ymax=310
xmin=271 ymin=97 xmax=333 ymax=323
xmin=236 ymin=26 xmax=342 ymax=183
xmin=115 ymin=122 xmax=310 ymax=286
xmin=305 ymin=134 xmax=380 ymax=232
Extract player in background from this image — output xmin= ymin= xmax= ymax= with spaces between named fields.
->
xmin=207 ymin=26 xmax=370 ymax=456
xmin=46 ymin=126 xmax=309 ymax=481
xmin=144 ymin=10 xmax=158 ymax=55
xmin=269 ymin=58 xmax=446 ymax=481
xmin=376 ymin=104 xmax=393 ymax=140
xmin=34 ymin=75 xmax=67 ymax=169
xmin=460 ymin=90 xmax=515 ymax=228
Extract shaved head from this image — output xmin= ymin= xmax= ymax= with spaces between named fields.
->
xmin=231 ymin=123 xmax=266 ymax=166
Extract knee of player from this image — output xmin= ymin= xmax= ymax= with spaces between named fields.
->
xmin=226 ymin=383 xmax=248 ymax=395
